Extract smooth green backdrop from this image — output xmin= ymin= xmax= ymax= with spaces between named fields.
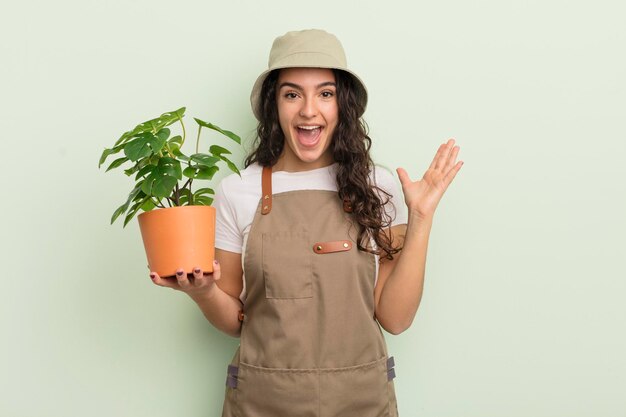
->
xmin=1 ymin=0 xmax=624 ymax=416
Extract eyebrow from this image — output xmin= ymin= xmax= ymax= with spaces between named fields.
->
xmin=278 ymin=81 xmax=337 ymax=90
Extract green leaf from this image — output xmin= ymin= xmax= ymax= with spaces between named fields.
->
xmin=155 ymin=107 xmax=185 ymax=128
xmin=182 ymin=165 xmax=219 ymax=180
xmin=141 ymin=199 xmax=156 ymax=211
xmin=149 ymin=130 xmax=168 ymax=153
xmin=194 ymin=195 xmax=214 ymax=206
xmin=125 ymin=157 xmax=150 ymax=176
xmin=209 ymin=145 xmax=232 ymax=156
xmin=178 ymin=194 xmax=191 ymax=206
xmin=195 ymin=166 xmax=219 ymax=180
xmin=123 ymin=131 xmax=169 ymax=161
xmin=168 ymin=135 xmax=183 ymax=152
xmin=205 ymin=144 xmax=240 ymax=175
xmin=148 ymin=154 xmax=160 ymax=166
xmin=105 ymin=156 xmax=129 ymax=172
xmin=114 ymin=131 xmax=134 ymax=147
xmin=190 ymin=153 xmax=220 ymax=167
xmin=114 ymin=127 xmax=146 ymax=147
xmin=158 ymin=157 xmax=182 ymax=180
xmin=123 ymin=196 xmax=151 ymax=227
xmin=110 ymin=203 xmax=128 ymax=225
xmin=110 ymin=182 xmax=143 ymax=224
xmin=156 ymin=128 xmax=170 ymax=141
xmin=141 ymin=177 xmax=153 ymax=195
xmin=151 ymin=175 xmax=178 ymax=199
xmin=124 ymin=135 xmax=152 ymax=161
xmin=193 ymin=187 xmax=214 ymax=197
xmin=142 ymin=158 xmax=182 ymax=199
xmin=194 ymin=118 xmax=241 ymax=144
xmin=183 ymin=166 xmax=197 ymax=179
xmin=134 ymin=164 xmax=155 ymax=180
xmin=169 ymin=134 xmax=183 ymax=146
xmin=172 ymin=147 xmax=189 ymax=162
xmin=115 ymin=107 xmax=185 ymax=147
xmin=124 ymin=164 xmax=140 ymax=177
xmin=218 ymin=154 xmax=240 ymax=176
xmin=99 ymin=143 xmax=125 ymax=168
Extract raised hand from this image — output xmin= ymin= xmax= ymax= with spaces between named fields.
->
xmin=396 ymin=138 xmax=463 ymax=219
xmin=150 ymin=261 xmax=221 ymax=297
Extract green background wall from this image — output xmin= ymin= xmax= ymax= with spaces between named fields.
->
xmin=1 ymin=0 xmax=625 ymax=416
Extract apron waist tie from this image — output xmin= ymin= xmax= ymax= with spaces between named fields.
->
xmin=226 ymin=364 xmax=239 ymax=388
xmin=387 ymin=356 xmax=396 ymax=381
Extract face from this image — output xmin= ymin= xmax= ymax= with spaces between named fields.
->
xmin=275 ymin=67 xmax=338 ymax=172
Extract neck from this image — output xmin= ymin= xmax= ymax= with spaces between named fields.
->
xmin=273 ymin=153 xmax=335 ymax=173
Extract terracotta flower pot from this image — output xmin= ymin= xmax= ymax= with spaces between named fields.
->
xmin=137 ymin=205 xmax=216 ymax=277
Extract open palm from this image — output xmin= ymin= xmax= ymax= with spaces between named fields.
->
xmin=397 ymin=138 xmax=463 ymax=219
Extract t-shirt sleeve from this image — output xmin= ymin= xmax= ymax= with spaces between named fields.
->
xmin=373 ymin=166 xmax=408 ymax=226
xmin=213 ymin=179 xmax=244 ymax=253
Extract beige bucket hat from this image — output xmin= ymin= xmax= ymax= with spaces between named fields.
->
xmin=250 ymin=29 xmax=368 ymax=121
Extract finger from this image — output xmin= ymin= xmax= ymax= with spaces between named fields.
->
xmin=175 ymin=269 xmax=192 ymax=290
xmin=434 ymin=139 xmax=455 ymax=171
xmin=211 ymin=260 xmax=222 ymax=282
xmin=444 ymin=145 xmax=460 ymax=171
xmin=150 ymin=271 xmax=180 ymax=290
xmin=396 ymin=167 xmax=412 ymax=188
xmin=428 ymin=143 xmax=445 ymax=171
xmin=192 ymin=267 xmax=205 ymax=287
xmin=443 ymin=160 xmax=464 ymax=185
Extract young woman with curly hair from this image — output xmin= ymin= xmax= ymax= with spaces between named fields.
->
xmin=150 ymin=29 xmax=463 ymax=417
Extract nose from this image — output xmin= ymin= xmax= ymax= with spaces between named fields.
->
xmin=299 ymin=97 xmax=318 ymax=118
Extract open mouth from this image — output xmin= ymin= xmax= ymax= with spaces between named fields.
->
xmin=296 ymin=125 xmax=323 ymax=147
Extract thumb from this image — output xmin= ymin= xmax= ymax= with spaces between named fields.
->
xmin=396 ymin=167 xmax=411 ymax=188
xmin=211 ymin=259 xmax=221 ymax=282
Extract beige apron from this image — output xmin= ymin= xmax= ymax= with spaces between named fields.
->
xmin=222 ymin=166 xmax=399 ymax=417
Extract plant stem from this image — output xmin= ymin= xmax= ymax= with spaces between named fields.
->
xmin=164 ymin=142 xmax=175 ymax=158
xmin=179 ymin=177 xmax=194 ymax=205
xmin=181 ymin=178 xmax=192 ymax=190
xmin=195 ymin=125 xmax=202 ymax=154
xmin=153 ymin=197 xmax=165 ymax=209
xmin=178 ymin=115 xmax=187 ymax=148
xmin=174 ymin=183 xmax=181 ymax=206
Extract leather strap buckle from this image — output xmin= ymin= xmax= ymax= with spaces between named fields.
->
xmin=261 ymin=166 xmax=272 ymax=215
xmin=313 ymin=240 xmax=352 ymax=254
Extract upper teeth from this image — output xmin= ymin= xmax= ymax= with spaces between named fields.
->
xmin=298 ymin=126 xmax=320 ymax=130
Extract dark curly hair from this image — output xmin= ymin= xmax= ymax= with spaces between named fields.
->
xmin=245 ymin=69 xmax=401 ymax=259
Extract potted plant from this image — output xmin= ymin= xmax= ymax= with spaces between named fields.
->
xmin=99 ymin=107 xmax=241 ymax=277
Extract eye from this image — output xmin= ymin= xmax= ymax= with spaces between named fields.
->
xmin=321 ymin=91 xmax=335 ymax=98
xmin=284 ymin=92 xmax=299 ymax=99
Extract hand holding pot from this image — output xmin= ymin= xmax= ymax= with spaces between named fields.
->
xmin=150 ymin=261 xmax=221 ymax=297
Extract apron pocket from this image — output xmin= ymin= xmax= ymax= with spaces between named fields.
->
xmin=262 ymin=230 xmax=313 ymax=299
xmin=237 ymin=363 xmax=318 ymax=417
xmin=320 ymin=357 xmax=391 ymax=417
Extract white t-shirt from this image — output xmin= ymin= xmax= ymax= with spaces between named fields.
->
xmin=213 ymin=162 xmax=408 ymax=302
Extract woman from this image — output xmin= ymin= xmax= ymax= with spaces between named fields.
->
xmin=150 ymin=29 xmax=463 ymax=417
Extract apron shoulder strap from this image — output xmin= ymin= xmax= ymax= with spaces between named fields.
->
xmin=261 ymin=165 xmax=272 ymax=215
